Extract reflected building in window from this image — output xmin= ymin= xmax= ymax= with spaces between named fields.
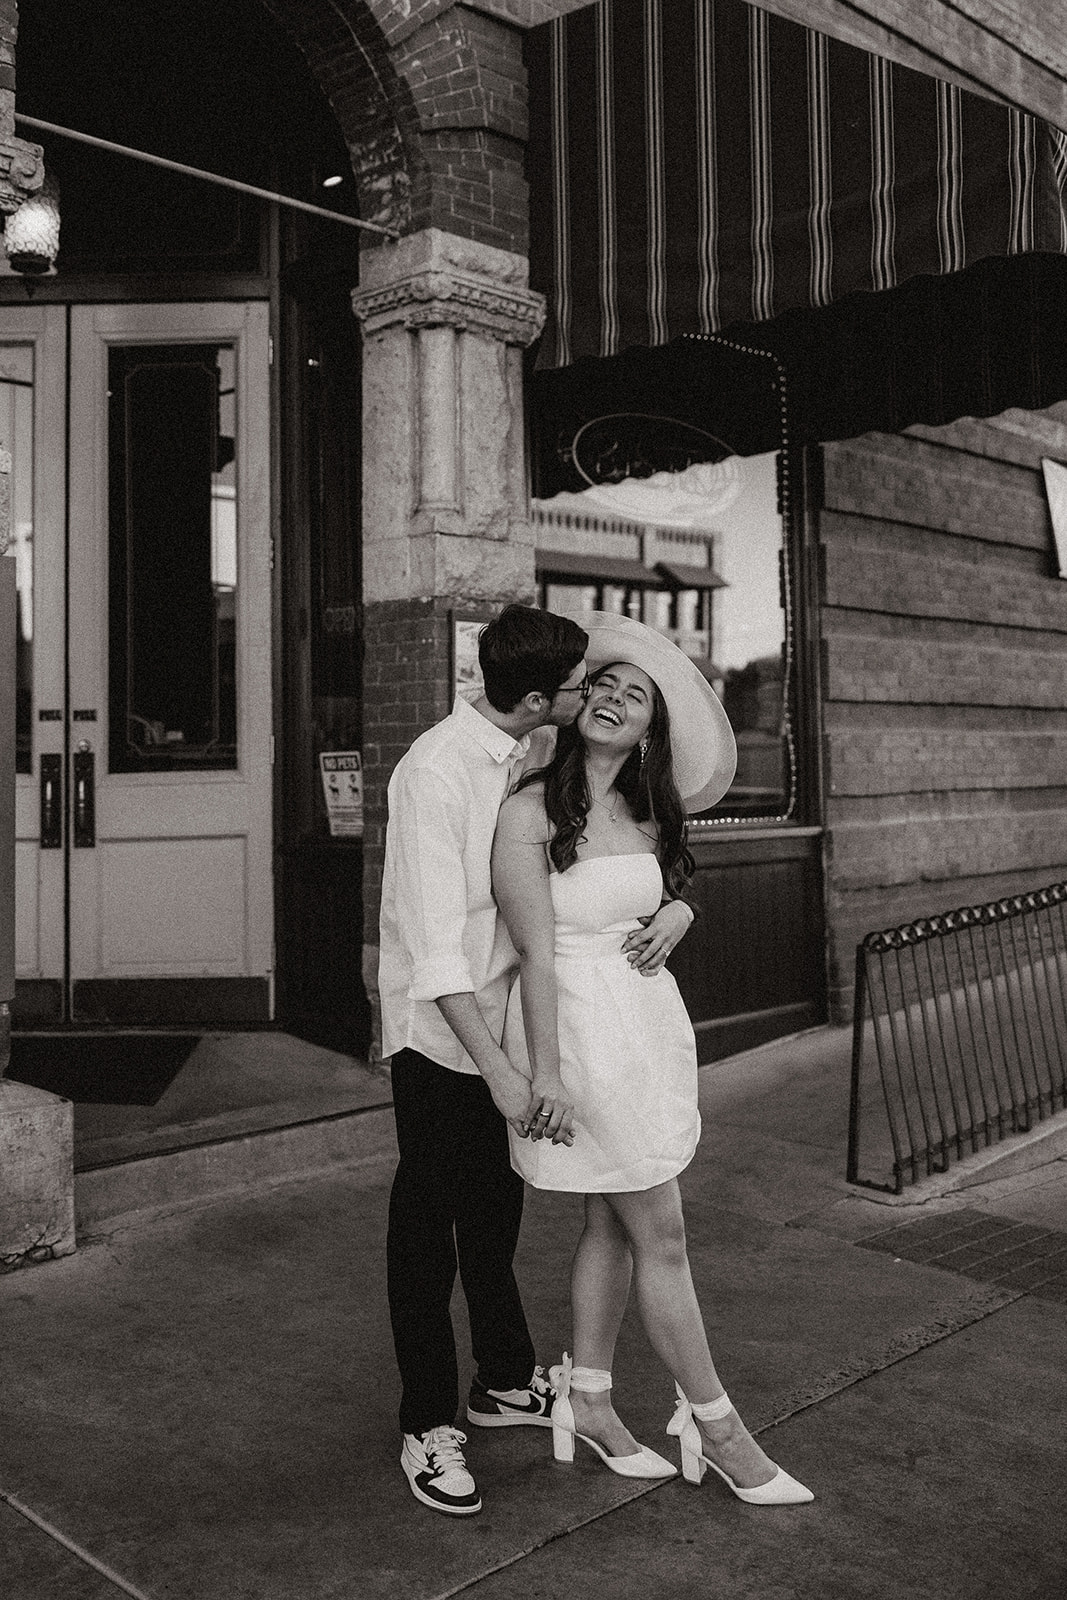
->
xmin=533 ymin=451 xmax=788 ymax=820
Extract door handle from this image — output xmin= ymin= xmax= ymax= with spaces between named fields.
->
xmin=40 ymin=754 xmax=63 ymax=849
xmin=73 ymin=743 xmax=96 ymax=849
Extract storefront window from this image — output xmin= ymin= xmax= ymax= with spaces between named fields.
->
xmin=706 ymin=453 xmax=789 ymax=820
xmin=0 ymin=343 xmax=34 ymax=775
xmin=534 ymin=451 xmax=792 ymax=821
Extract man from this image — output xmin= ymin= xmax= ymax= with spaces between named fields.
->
xmin=379 ymin=604 xmax=693 ymax=1516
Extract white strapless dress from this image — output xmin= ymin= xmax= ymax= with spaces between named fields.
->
xmin=505 ymin=853 xmax=700 ymax=1193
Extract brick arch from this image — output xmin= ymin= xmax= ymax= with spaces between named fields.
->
xmin=258 ymin=0 xmax=533 ymax=251
xmin=256 ymin=0 xmax=424 ymax=234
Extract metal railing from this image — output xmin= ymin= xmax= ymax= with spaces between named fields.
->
xmin=848 ymin=882 xmax=1067 ymax=1193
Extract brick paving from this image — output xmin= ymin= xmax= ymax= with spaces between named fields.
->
xmin=858 ymin=1206 xmax=1067 ymax=1302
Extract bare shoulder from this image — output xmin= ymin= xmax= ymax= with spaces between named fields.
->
xmin=496 ymin=784 xmax=551 ymax=845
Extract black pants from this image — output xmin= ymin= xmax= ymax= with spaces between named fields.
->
xmin=386 ymin=1048 xmax=536 ymax=1436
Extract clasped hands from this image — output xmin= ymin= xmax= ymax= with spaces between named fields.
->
xmin=492 ymin=903 xmax=692 ymax=1146
xmin=494 ymin=1065 xmax=575 ymax=1146
xmin=520 ymin=1073 xmax=575 ymax=1145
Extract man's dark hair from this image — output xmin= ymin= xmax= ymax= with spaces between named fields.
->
xmin=478 ymin=604 xmax=588 ymax=712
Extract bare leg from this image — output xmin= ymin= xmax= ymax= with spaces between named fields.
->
xmin=605 ymin=1181 xmax=778 ymax=1489
xmin=567 ymin=1195 xmax=642 ymax=1456
xmin=571 ymin=1195 xmax=632 ymax=1363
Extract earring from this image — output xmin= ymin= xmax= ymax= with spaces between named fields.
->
xmin=639 ymin=738 xmax=649 ymax=763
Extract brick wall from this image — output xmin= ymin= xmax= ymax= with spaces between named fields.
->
xmin=819 ymin=408 xmax=1067 ymax=1016
xmin=417 ymin=128 xmax=528 ymax=251
xmin=260 ymin=0 xmax=529 ymax=249
xmin=393 ymin=6 xmax=527 ymax=141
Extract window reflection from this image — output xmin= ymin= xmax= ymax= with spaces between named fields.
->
xmin=534 ymin=452 xmax=790 ymax=819
xmin=709 ymin=454 xmax=788 ymax=819
xmin=0 ymin=343 xmax=34 ymax=776
xmin=108 ymin=343 xmax=237 ymax=772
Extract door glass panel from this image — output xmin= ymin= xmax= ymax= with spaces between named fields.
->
xmin=0 ymin=343 xmax=35 ymax=775
xmin=108 ymin=343 xmax=237 ymax=772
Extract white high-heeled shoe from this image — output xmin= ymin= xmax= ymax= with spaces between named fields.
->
xmin=549 ymin=1355 xmax=676 ymax=1480
xmin=667 ymin=1385 xmax=813 ymax=1505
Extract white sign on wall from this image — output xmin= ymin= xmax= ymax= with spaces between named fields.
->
xmin=1041 ymin=458 xmax=1067 ymax=579
xmin=319 ymin=752 xmax=363 ymax=837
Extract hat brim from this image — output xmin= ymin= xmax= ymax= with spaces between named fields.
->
xmin=574 ymin=611 xmax=737 ymax=813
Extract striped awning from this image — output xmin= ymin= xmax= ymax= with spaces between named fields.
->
xmin=526 ymin=0 xmax=1067 ymax=370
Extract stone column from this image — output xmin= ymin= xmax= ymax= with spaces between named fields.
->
xmin=0 ymin=1 xmax=43 ymax=219
xmin=352 ymin=228 xmax=546 ymax=1058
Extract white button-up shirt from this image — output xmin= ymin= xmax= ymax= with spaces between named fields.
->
xmin=379 ymin=695 xmax=551 ymax=1074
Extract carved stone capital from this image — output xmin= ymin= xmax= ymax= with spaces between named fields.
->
xmin=353 ymin=266 xmax=545 ymax=346
xmin=0 ymin=137 xmax=44 ymax=216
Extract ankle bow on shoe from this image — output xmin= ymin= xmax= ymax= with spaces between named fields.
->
xmin=548 ymin=1353 xmax=675 ymax=1480
xmin=665 ymin=1382 xmax=813 ymax=1505
xmin=548 ymin=1352 xmax=572 ymax=1405
xmin=666 ymin=1381 xmax=694 ymax=1441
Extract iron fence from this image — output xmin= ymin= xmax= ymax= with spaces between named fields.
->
xmin=848 ymin=882 xmax=1067 ymax=1193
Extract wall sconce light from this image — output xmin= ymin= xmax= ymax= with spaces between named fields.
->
xmin=4 ymin=174 xmax=60 ymax=277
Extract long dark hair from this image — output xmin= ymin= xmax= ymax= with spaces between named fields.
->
xmin=517 ymin=670 xmax=695 ymax=898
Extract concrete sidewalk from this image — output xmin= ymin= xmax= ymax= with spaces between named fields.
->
xmin=2 ymin=1026 xmax=1066 ymax=1600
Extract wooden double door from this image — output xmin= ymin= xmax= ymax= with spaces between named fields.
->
xmin=2 ymin=302 xmax=273 ymax=1024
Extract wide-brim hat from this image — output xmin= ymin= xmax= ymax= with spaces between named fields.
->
xmin=575 ymin=611 xmax=737 ymax=813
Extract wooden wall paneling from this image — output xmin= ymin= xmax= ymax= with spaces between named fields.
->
xmin=674 ymin=830 xmax=826 ymax=1060
xmin=822 ymin=434 xmax=1053 ymax=547
xmin=822 ymin=626 xmax=1067 ymax=709
xmin=820 ymin=516 xmax=1059 ymax=630
xmin=818 ymin=414 xmax=1067 ymax=1017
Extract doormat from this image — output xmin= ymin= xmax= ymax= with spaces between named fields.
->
xmin=6 ymin=1033 xmax=200 ymax=1106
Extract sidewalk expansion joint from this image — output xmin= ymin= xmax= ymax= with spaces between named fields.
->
xmin=748 ymin=1283 xmax=1021 ymax=1436
xmin=430 ymin=1479 xmax=668 ymax=1600
xmin=0 ymin=1485 xmax=154 ymax=1600
xmin=439 ymin=1285 xmax=1020 ymax=1599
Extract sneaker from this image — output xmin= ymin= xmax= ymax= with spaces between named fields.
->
xmin=400 ymin=1426 xmax=481 ymax=1516
xmin=466 ymin=1364 xmax=556 ymax=1429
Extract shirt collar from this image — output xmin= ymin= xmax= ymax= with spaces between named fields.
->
xmin=452 ymin=692 xmax=531 ymax=765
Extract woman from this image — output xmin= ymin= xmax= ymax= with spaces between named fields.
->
xmin=491 ymin=611 xmax=812 ymax=1504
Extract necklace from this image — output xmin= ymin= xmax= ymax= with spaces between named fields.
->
xmin=593 ymin=788 xmax=619 ymax=824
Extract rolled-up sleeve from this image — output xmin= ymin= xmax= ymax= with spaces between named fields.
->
xmin=391 ymin=764 xmax=475 ymax=1001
